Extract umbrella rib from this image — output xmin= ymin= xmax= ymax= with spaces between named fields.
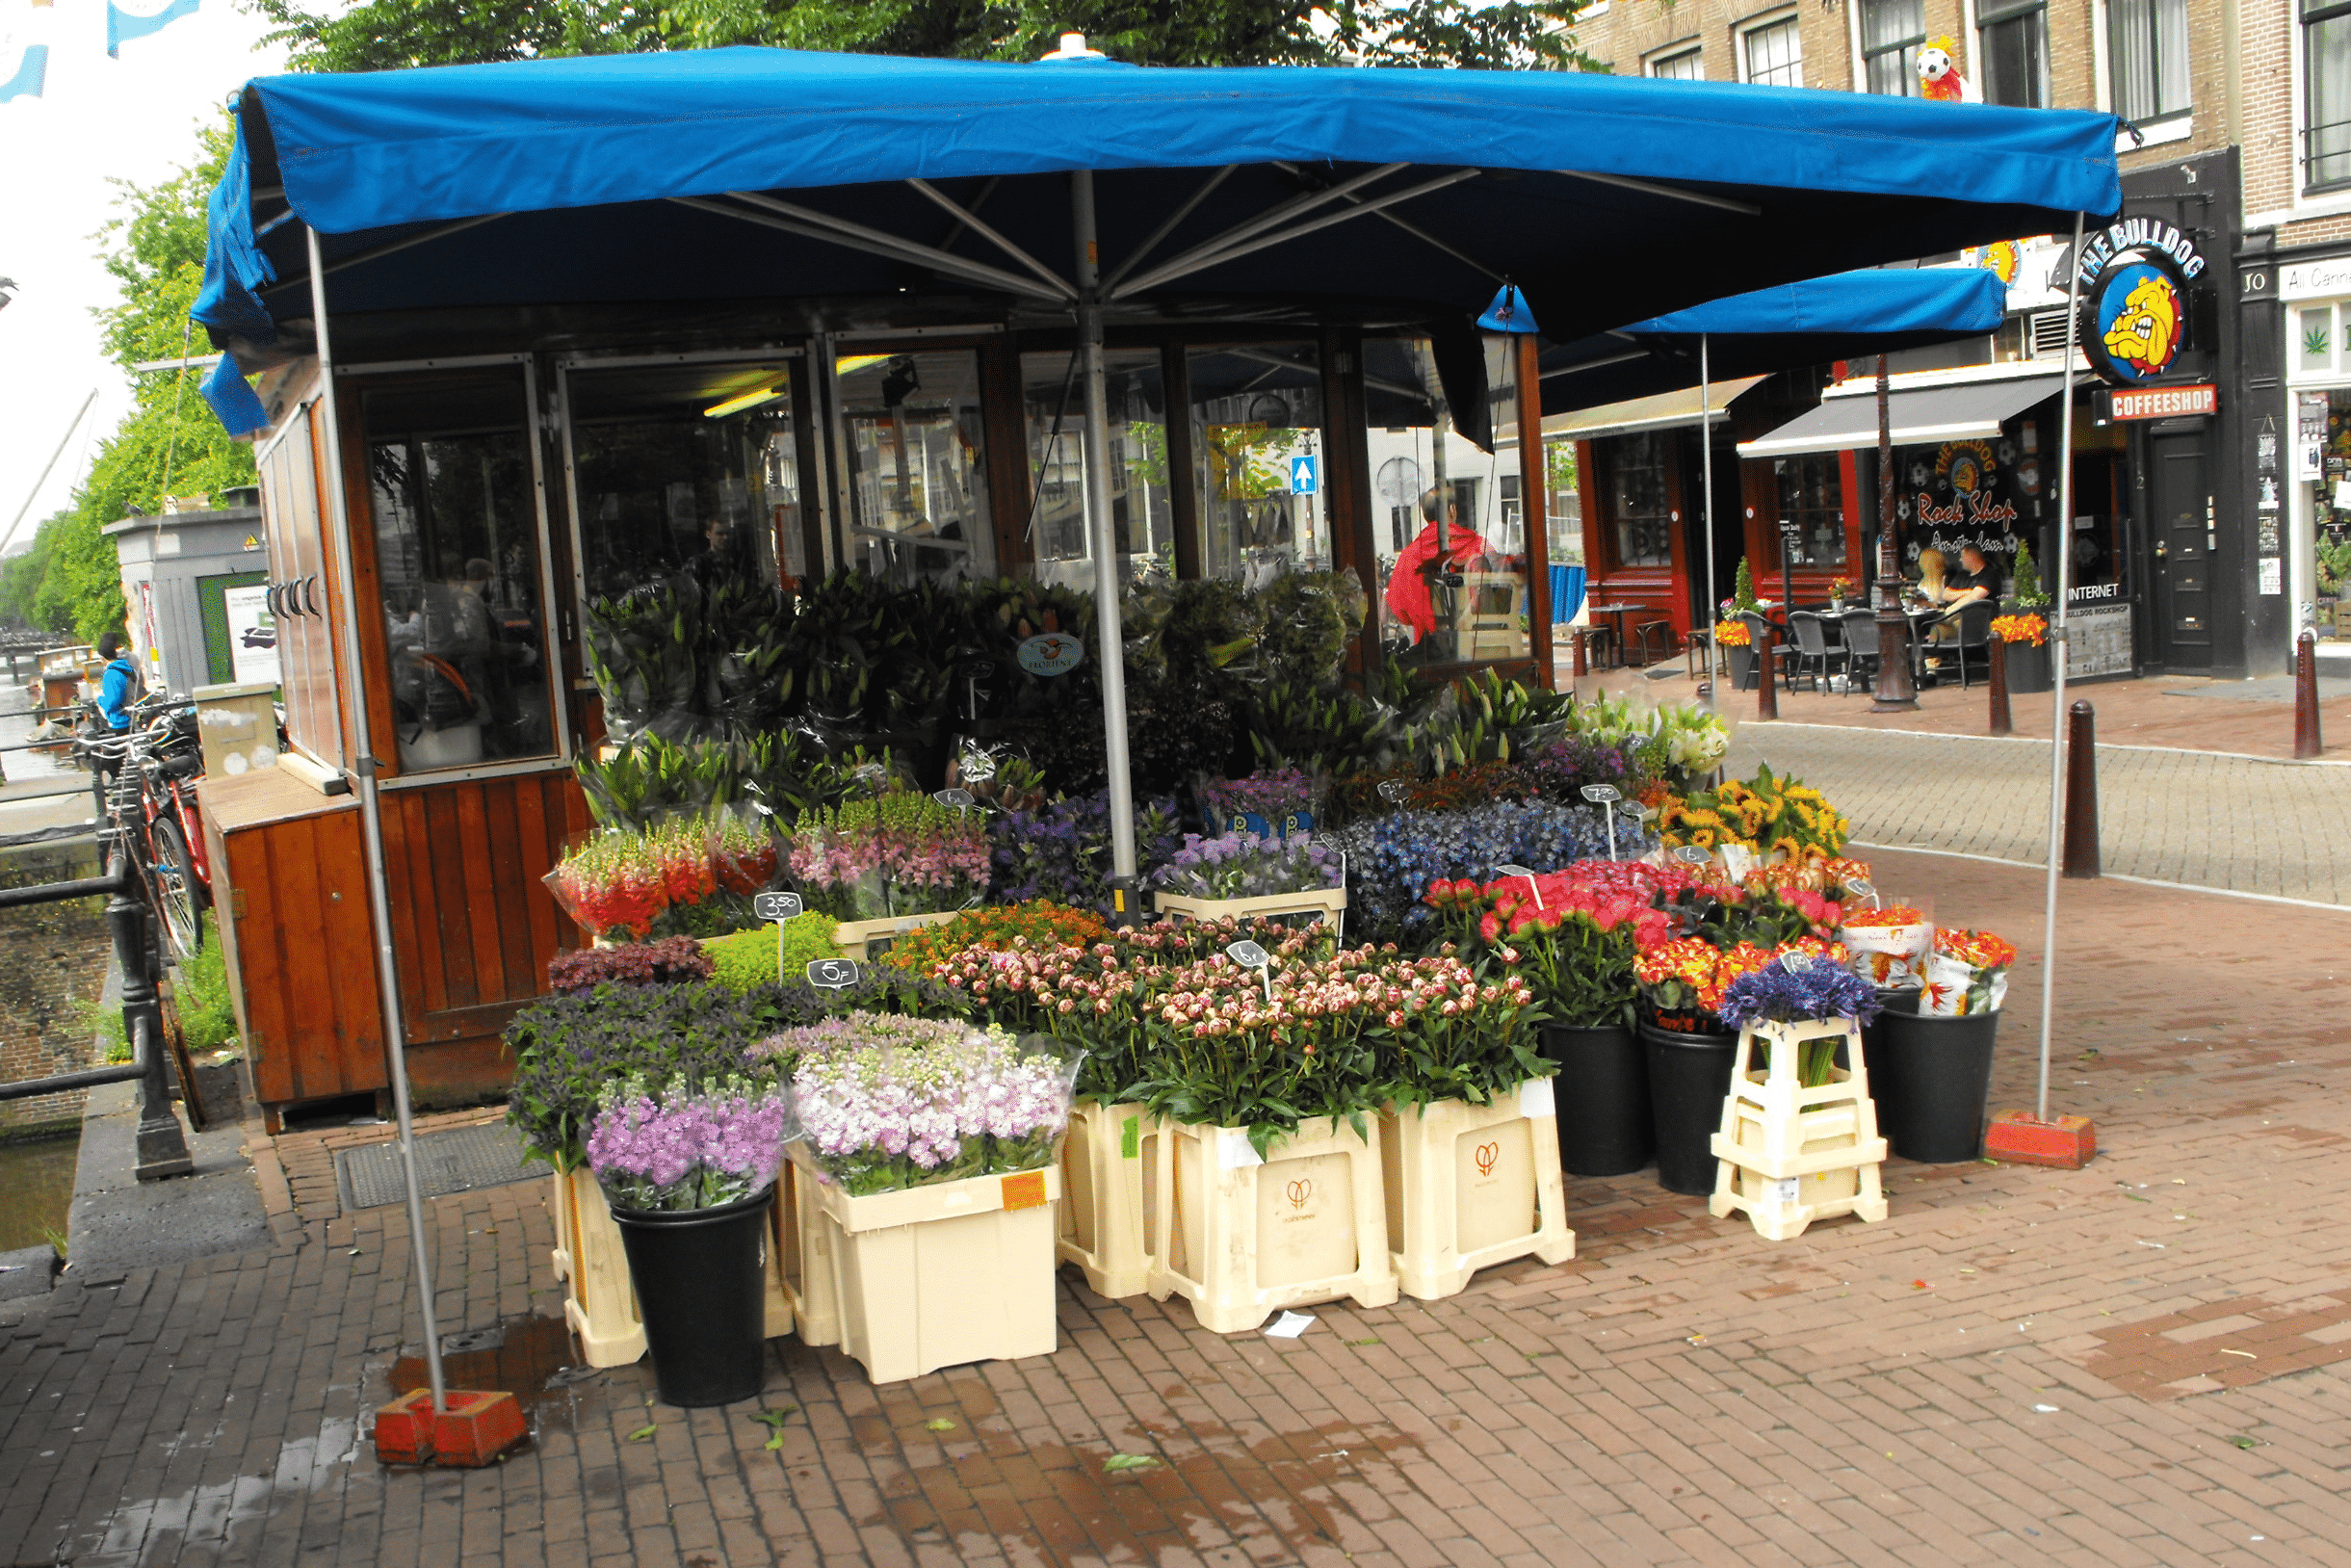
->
xmin=1100 ymin=165 xmax=1239 ymax=292
xmin=1269 ymin=161 xmax=1505 ymax=283
xmin=1552 ymin=169 xmax=1763 ymax=217
xmin=259 ymin=212 xmax=510 ymax=296
xmin=1112 ymin=162 xmax=1409 ymax=299
xmin=675 ymin=195 xmax=1070 ymax=303
xmin=1223 ymin=345 xmax=1421 ymax=401
xmin=1538 ymin=347 xmax=1652 ymax=379
xmin=905 ymin=178 xmax=1076 ymax=299
xmin=1113 ymin=168 xmax=1480 ymax=300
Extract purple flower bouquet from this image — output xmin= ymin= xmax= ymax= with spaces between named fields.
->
xmin=788 ymin=790 xmax=991 ymax=921
xmin=586 ymin=1072 xmax=789 ymax=1212
xmin=1148 ymin=831 xmax=1343 ymax=902
xmin=1196 ymin=768 xmax=1318 ymax=835
xmin=763 ymin=1014 xmax=1081 ymax=1196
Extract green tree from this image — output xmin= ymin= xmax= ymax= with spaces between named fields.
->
xmin=5 ymin=121 xmax=257 ymax=641
xmin=248 ymin=0 xmax=1590 ymax=73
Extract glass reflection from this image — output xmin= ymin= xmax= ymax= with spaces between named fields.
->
xmin=837 ymin=350 xmax=994 ymax=583
xmin=1187 ymin=344 xmax=1328 ymax=586
xmin=1021 ymin=349 xmax=1172 ymax=589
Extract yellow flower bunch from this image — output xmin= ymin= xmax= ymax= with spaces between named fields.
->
xmin=1713 ymin=619 xmax=1752 ymax=647
xmin=1659 ymin=764 xmax=1850 ymax=860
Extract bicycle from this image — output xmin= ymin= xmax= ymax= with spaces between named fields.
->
xmin=73 ymin=694 xmax=212 ymax=963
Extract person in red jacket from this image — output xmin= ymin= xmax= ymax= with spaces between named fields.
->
xmin=1384 ymin=484 xmax=1501 ymax=649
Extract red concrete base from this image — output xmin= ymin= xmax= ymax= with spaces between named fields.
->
xmin=373 ymin=1389 xmax=530 ymax=1468
xmin=1983 ymin=1110 xmax=2098 ymax=1169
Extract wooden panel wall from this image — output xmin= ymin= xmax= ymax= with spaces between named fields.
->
xmin=379 ymin=769 xmax=590 ymax=1048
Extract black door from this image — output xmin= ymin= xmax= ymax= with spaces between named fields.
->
xmin=2148 ymin=428 xmax=2213 ymax=672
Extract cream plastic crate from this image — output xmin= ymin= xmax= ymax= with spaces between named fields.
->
xmin=550 ymin=1166 xmax=792 ymax=1367
xmin=828 ymin=910 xmax=963 ymax=961
xmin=1709 ymin=1017 xmax=1889 ymax=1242
xmin=1379 ymin=1082 xmax=1576 ymax=1301
xmin=1146 ymin=1115 xmax=1398 ymax=1334
xmin=777 ymin=1152 xmax=840 ymax=1346
xmin=1057 ymin=1100 xmax=1152 ymax=1298
xmin=1152 ymin=886 xmax=1345 ymax=929
xmin=800 ymin=1161 xmax=1061 ymax=1385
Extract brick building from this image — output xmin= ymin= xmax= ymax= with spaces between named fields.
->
xmin=1565 ymin=0 xmax=2345 ymax=677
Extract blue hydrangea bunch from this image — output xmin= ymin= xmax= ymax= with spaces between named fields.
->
xmin=1327 ymin=800 xmax=1648 ymax=943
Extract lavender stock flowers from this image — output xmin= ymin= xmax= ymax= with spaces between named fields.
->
xmin=587 ymin=1072 xmax=788 ymax=1212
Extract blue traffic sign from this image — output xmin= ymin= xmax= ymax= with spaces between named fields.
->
xmin=1290 ymin=455 xmax=1319 ymax=495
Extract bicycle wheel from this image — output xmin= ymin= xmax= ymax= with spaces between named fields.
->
xmin=149 ymin=818 xmax=205 ymax=962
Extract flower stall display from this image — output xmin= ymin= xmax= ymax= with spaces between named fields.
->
xmin=587 ymin=1072 xmax=791 ymax=1405
xmin=758 ymin=1012 xmax=1077 ymax=1383
xmin=1838 ymin=904 xmax=1934 ymax=990
xmin=1870 ymin=928 xmax=2018 ymax=1163
xmin=1707 ymin=951 xmax=1890 ymax=1242
xmin=1633 ymin=936 xmax=1771 ymax=1195
xmin=1328 ymin=799 xmax=1631 ymax=945
xmin=1659 ymin=764 xmax=1849 ymax=870
xmin=547 ymin=934 xmax=716 ymax=995
xmin=1196 ymin=766 xmax=1319 ymax=838
xmin=544 ymin=817 xmax=718 ymax=942
xmin=789 ymin=789 xmax=991 ymax=924
xmin=986 ymin=789 xmax=1186 ymax=912
xmin=1150 ymin=830 xmax=1346 ymax=928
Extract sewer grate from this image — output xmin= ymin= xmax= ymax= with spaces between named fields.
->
xmin=334 ymin=1123 xmax=541 ymax=1211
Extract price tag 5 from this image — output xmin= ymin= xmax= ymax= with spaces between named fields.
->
xmin=1674 ymin=846 xmax=1712 ymax=866
xmin=806 ymin=958 xmax=861 ymax=990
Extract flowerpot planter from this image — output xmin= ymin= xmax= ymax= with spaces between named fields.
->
xmin=1056 ymin=1100 xmax=1153 ymax=1299
xmin=1727 ymin=646 xmax=1759 ymax=691
xmin=1707 ymin=1017 xmax=1888 ymax=1241
xmin=552 ymin=1166 xmax=792 ymax=1368
xmin=1538 ymin=1024 xmax=1653 ymax=1177
xmin=1640 ymin=1018 xmax=1741 ymax=1196
xmin=2002 ymin=640 xmax=2051 ymax=694
xmin=1152 ymin=886 xmax=1346 ymax=931
xmin=1377 ymin=1085 xmax=1576 ymax=1301
xmin=1146 ymin=1115 xmax=1399 ymax=1334
xmin=797 ymin=1153 xmax=1062 ymax=1384
xmin=610 ymin=1186 xmax=776 ymax=1407
xmin=1869 ymin=992 xmax=2000 ymax=1163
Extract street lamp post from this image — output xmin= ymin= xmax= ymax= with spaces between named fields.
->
xmin=1869 ymin=354 xmax=1919 ymax=710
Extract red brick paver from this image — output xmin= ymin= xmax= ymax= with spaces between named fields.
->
xmin=4 ymin=849 xmax=2349 ymax=1567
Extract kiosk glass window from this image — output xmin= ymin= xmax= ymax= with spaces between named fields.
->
xmin=1773 ymin=455 xmax=1848 ymax=566
xmin=361 ymin=372 xmax=558 ymax=771
xmin=1021 ymin=349 xmax=1172 ymax=589
xmin=565 ymin=359 xmax=800 ymax=605
xmin=837 ymin=351 xmax=995 ymax=583
xmin=1604 ymin=432 xmax=1675 ymax=568
xmin=1187 ymin=344 xmax=1328 ymax=586
xmin=1361 ymin=334 xmax=1528 ymax=666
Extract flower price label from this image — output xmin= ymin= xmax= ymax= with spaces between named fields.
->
xmin=806 ymin=958 xmax=862 ymax=990
xmin=1580 ymin=784 xmax=1622 ymax=804
xmin=932 ymin=788 xmax=978 ymax=811
xmin=1376 ymin=779 xmax=1408 ymax=804
xmin=1494 ymin=863 xmax=1543 ymax=910
xmin=1225 ymin=939 xmax=1273 ymax=1001
xmin=1844 ymin=876 xmax=1881 ymax=909
xmin=1674 ymin=846 xmax=1712 ymax=866
xmin=752 ymin=891 xmax=804 ymax=923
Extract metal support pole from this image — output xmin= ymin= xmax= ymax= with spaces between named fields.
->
xmin=1700 ymin=335 xmax=1718 ymax=711
xmin=1870 ymin=354 xmax=1919 ymax=711
xmin=308 ymin=226 xmax=447 ymax=1414
xmin=2034 ymin=211 xmax=2089 ymax=1126
xmin=1069 ymin=172 xmax=1140 ymax=921
xmin=113 ymin=852 xmax=192 ymax=1180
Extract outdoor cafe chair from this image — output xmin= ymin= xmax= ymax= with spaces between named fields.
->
xmin=1785 ymin=611 xmax=1842 ymax=693
xmin=1947 ymin=600 xmax=1996 ymax=689
xmin=1737 ymin=611 xmax=1795 ymax=691
xmin=1839 ymin=609 xmax=1880 ymax=685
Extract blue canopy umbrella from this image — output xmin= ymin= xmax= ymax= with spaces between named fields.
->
xmin=1535 ymin=265 xmax=2009 ymax=705
xmin=187 ymin=48 xmax=2115 ymax=1409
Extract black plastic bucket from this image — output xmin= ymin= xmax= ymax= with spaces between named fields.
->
xmin=1868 ymin=993 xmax=2001 ymax=1163
xmin=611 ymin=1185 xmax=774 ymax=1407
xmin=1539 ymin=1024 xmax=1653 ymax=1176
xmin=1640 ymin=1018 xmax=1740 ymax=1195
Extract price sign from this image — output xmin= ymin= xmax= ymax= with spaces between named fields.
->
xmin=752 ymin=891 xmax=804 ymax=922
xmin=1225 ymin=939 xmax=1273 ymax=1001
xmin=1495 ymin=863 xmax=1543 ymax=910
xmin=1844 ymin=876 xmax=1881 ymax=909
xmin=1779 ymin=952 xmax=1814 ymax=972
xmin=1377 ymin=779 xmax=1409 ymax=804
xmin=806 ymin=958 xmax=861 ymax=990
xmin=1674 ymin=846 xmax=1711 ymax=865
xmin=932 ymin=788 xmax=977 ymax=810
xmin=1580 ymin=784 xmax=1622 ymax=804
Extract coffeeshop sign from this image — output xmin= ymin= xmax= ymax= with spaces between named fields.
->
xmin=2075 ymin=217 xmax=2207 ymax=388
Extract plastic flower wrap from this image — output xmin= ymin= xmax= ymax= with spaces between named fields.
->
xmin=1196 ymin=768 xmax=1318 ymax=836
xmin=1149 ymin=831 xmax=1342 ymax=902
xmin=586 ymin=1071 xmax=788 ymax=1212
xmin=710 ymin=808 xmax=781 ymax=897
xmin=768 ymin=1016 xmax=1081 ymax=1194
xmin=1838 ymin=904 xmax=1933 ymax=990
xmin=789 ymin=789 xmax=992 ymax=921
xmin=1923 ymin=928 xmax=2017 ymax=1016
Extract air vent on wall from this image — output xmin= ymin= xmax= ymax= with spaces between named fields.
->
xmin=2028 ymin=311 xmax=2075 ymax=358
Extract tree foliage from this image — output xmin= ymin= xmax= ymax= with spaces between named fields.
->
xmin=0 ymin=121 xmax=256 ymax=640
xmin=246 ymin=0 xmax=1590 ymax=73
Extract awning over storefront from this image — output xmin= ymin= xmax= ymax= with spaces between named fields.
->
xmin=1735 ymin=373 xmax=2065 ymax=458
xmin=1542 ymin=379 xmax=1767 ymax=443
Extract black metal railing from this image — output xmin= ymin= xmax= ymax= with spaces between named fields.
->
xmin=2307 ymin=118 xmax=2351 ymax=193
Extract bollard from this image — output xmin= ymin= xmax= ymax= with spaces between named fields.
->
xmin=1570 ymin=628 xmax=1587 ymax=679
xmin=110 ymin=854 xmax=193 ymax=1180
xmin=2296 ymin=628 xmax=2323 ymax=759
xmin=1755 ymin=622 xmax=1779 ymax=720
xmin=1986 ymin=637 xmax=2012 ymax=737
xmin=2062 ymin=701 xmax=2099 ymax=879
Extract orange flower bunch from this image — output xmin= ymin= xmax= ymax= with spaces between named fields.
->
xmin=1841 ymin=903 xmax=1927 ymax=928
xmin=1990 ymin=613 xmax=2048 ymax=647
xmin=877 ymin=901 xmax=1110 ymax=974
xmin=1713 ymin=619 xmax=1753 ymax=647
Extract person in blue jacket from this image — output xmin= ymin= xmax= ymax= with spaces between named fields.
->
xmin=95 ymin=632 xmax=142 ymax=732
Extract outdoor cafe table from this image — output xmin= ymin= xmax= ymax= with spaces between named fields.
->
xmin=1581 ymin=603 xmax=1657 ymax=668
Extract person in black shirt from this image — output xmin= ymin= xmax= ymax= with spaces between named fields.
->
xmin=1937 ymin=544 xmax=1995 ymax=606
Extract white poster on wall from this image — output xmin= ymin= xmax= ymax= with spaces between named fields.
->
xmin=223 ymin=584 xmax=282 ymax=687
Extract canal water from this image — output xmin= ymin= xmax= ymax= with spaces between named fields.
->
xmin=0 ymin=1132 xmax=78 ymax=1253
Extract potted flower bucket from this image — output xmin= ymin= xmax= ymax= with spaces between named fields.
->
xmin=795 ymin=1149 xmax=1062 ymax=1384
xmin=1727 ymin=645 xmax=1759 ymax=691
xmin=553 ymin=1165 xmax=792 ymax=1367
xmin=1639 ymin=1014 xmax=1742 ymax=1195
xmin=1707 ymin=1017 xmax=1889 ymax=1242
xmin=610 ymin=1185 xmax=776 ymax=1406
xmin=1537 ymin=1024 xmax=1653 ymax=1176
xmin=1377 ymin=1083 xmax=1576 ymax=1301
xmin=2002 ymin=640 xmax=2052 ymax=694
xmin=1056 ymin=1100 xmax=1154 ymax=1299
xmin=1146 ymin=1115 xmax=1398 ymax=1334
xmin=1868 ymin=992 xmax=2001 ymax=1163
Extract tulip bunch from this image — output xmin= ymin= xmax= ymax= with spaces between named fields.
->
xmin=1425 ymin=859 xmax=1692 ymax=1029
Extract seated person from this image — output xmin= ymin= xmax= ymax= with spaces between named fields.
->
xmin=1940 ymin=544 xmax=1996 ymax=607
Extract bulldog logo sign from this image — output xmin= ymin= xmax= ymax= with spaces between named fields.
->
xmin=2077 ymin=219 xmax=2204 ymax=388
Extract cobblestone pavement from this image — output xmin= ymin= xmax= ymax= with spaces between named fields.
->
xmin=1725 ymin=722 xmax=2351 ymax=906
xmin=5 ymin=852 xmax=2351 ymax=1568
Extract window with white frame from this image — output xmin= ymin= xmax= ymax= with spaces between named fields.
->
xmin=1743 ymin=13 xmax=1804 ymax=86
xmin=1978 ymin=0 xmax=2050 ymax=108
xmin=1860 ymin=0 xmax=1925 ymax=95
xmin=2111 ymin=0 xmax=2190 ymax=124
xmin=1649 ymin=45 xmax=1704 ymax=79
xmin=2307 ymin=0 xmax=2351 ymax=190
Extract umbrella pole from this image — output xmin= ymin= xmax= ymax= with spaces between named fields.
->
xmin=2036 ymin=212 xmax=2087 ymax=1124
xmin=306 ymin=227 xmax=448 ymax=1413
xmin=1700 ymin=333 xmax=1716 ymax=710
xmin=1071 ymin=170 xmax=1141 ymax=912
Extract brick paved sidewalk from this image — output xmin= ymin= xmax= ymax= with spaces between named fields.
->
xmin=6 ymin=851 xmax=2351 ymax=1568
